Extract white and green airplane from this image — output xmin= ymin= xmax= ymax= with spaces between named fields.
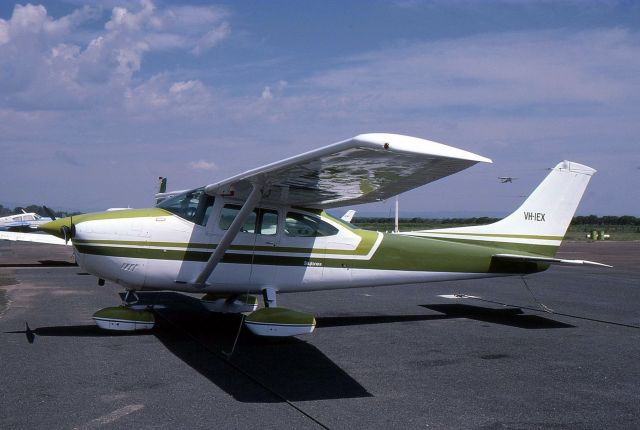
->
xmin=2 ymin=134 xmax=609 ymax=336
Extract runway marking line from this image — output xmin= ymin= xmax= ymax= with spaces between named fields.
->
xmin=74 ymin=404 xmax=144 ymax=429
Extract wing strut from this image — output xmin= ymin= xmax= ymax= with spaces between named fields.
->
xmin=194 ymin=184 xmax=263 ymax=286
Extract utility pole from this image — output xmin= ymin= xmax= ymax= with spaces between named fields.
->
xmin=394 ymin=196 xmax=399 ymax=234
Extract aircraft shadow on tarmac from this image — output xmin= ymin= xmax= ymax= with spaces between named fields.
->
xmin=5 ymin=295 xmax=571 ymax=402
xmin=7 ymin=291 xmax=372 ymax=403
xmin=420 ymin=304 xmax=575 ymax=329
xmin=314 ymin=304 xmax=574 ymax=330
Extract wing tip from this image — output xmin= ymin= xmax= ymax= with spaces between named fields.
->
xmin=353 ymin=133 xmax=492 ymax=164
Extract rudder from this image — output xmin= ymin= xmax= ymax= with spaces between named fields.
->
xmin=406 ymin=161 xmax=596 ymax=256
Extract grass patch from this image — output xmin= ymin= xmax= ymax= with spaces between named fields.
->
xmin=0 ymin=274 xmax=17 ymax=287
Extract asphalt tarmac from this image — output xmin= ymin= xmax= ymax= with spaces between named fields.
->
xmin=0 ymin=240 xmax=638 ymax=429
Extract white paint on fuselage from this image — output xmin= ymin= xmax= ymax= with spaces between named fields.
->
xmin=71 ymin=201 xmax=501 ymax=295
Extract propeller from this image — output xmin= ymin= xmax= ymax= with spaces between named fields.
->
xmin=42 ymin=205 xmax=57 ymax=221
xmin=61 ymin=215 xmax=75 ymax=244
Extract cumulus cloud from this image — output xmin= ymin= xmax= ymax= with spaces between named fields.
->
xmin=124 ymin=75 xmax=214 ymax=118
xmin=189 ymin=160 xmax=218 ymax=171
xmin=260 ymin=80 xmax=287 ymax=100
xmin=192 ymin=22 xmax=230 ymax=55
xmin=0 ymin=1 xmax=230 ymax=111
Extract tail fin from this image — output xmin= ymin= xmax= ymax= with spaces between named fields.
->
xmin=409 ymin=161 xmax=596 ymax=256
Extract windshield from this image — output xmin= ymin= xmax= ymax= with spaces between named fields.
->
xmin=156 ymin=187 xmax=215 ymax=225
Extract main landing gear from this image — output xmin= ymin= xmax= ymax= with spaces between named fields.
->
xmin=90 ymin=287 xmax=315 ymax=337
xmin=199 ymin=288 xmax=316 ymax=337
xmin=92 ymin=289 xmax=155 ymax=332
xmin=243 ymin=287 xmax=316 ymax=337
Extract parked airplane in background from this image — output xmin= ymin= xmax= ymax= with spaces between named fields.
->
xmin=0 ymin=209 xmax=52 ymax=232
xmin=0 ymin=134 xmax=609 ymax=337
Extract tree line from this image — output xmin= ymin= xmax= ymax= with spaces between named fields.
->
xmin=0 ymin=204 xmax=81 ymax=219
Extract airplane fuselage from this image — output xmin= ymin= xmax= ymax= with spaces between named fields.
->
xmin=44 ymin=196 xmax=550 ymax=295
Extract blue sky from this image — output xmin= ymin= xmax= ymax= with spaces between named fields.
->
xmin=1 ymin=0 xmax=639 ymax=215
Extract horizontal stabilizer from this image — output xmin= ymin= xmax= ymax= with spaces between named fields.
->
xmin=493 ymin=253 xmax=612 ymax=268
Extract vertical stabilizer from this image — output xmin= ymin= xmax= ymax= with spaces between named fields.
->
xmin=406 ymin=161 xmax=596 ymax=255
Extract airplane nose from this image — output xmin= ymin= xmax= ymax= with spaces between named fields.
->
xmin=39 ymin=217 xmax=73 ymax=240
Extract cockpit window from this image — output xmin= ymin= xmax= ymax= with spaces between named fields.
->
xmin=157 ymin=187 xmax=215 ymax=226
xmin=285 ymin=212 xmax=339 ymax=237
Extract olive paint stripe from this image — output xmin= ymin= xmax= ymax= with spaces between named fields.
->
xmin=61 ymin=209 xmax=171 ymax=224
xmin=74 ymin=239 xmax=382 ymax=260
xmin=413 ymin=236 xmax=558 ymax=256
xmin=76 ymin=245 xmax=324 ymax=267
xmin=406 ymin=231 xmax=564 ymax=241
xmin=75 ymin=244 xmax=468 ymax=272
xmin=74 ymin=241 xmax=508 ymax=273
xmin=73 ymin=230 xmax=380 ymax=257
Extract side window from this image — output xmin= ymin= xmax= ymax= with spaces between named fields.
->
xmin=219 ymin=205 xmax=254 ymax=232
xmin=219 ymin=205 xmax=278 ymax=235
xmin=258 ymin=210 xmax=278 ymax=235
xmin=285 ymin=212 xmax=339 ymax=237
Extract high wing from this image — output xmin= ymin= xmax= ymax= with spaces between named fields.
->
xmin=204 ymin=133 xmax=492 ymax=208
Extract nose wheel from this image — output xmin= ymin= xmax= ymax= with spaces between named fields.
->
xmin=122 ymin=290 xmax=140 ymax=305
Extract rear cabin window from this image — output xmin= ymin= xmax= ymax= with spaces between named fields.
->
xmin=284 ymin=212 xmax=339 ymax=237
xmin=157 ymin=188 xmax=215 ymax=226
xmin=219 ymin=205 xmax=278 ymax=235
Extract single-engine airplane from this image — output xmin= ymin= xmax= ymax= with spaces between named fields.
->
xmin=2 ymin=133 xmax=609 ymax=336
xmin=0 ymin=209 xmax=53 ymax=232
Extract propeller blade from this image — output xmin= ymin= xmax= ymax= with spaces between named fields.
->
xmin=60 ymin=216 xmax=75 ymax=244
xmin=42 ymin=206 xmax=57 ymax=221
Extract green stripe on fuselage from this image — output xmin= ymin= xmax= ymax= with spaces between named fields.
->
xmin=409 ymin=231 xmax=563 ymax=241
xmin=72 ymin=227 xmax=379 ymax=256
xmin=409 ymin=236 xmax=558 ymax=257
xmin=74 ymin=232 xmax=547 ymax=274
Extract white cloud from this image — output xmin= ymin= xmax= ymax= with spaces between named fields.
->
xmin=260 ymin=80 xmax=288 ymax=100
xmin=189 ymin=160 xmax=218 ymax=171
xmin=0 ymin=1 xmax=230 ymax=111
xmin=124 ymin=75 xmax=213 ymax=117
xmin=1 ymin=5 xmax=638 ymax=215
xmin=261 ymin=86 xmax=273 ymax=100
xmin=192 ymin=22 xmax=230 ymax=55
